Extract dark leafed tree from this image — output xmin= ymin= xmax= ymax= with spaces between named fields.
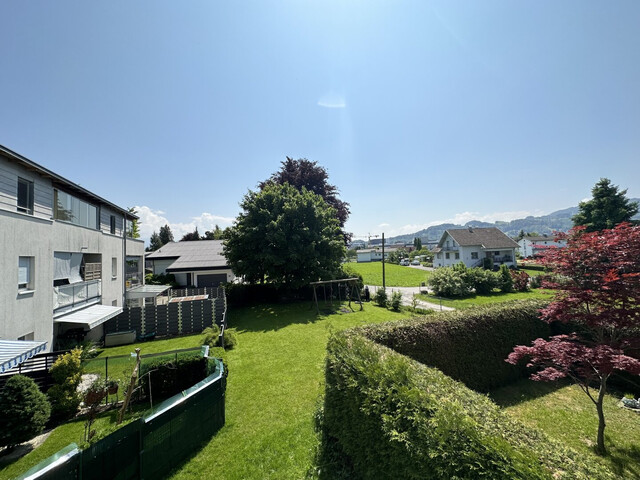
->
xmin=146 ymin=231 xmax=163 ymax=252
xmin=413 ymin=237 xmax=422 ymax=250
xmin=259 ymin=157 xmax=351 ymax=243
xmin=572 ymin=178 xmax=638 ymax=232
xmin=507 ymin=223 xmax=640 ymax=454
xmin=159 ymin=224 xmax=174 ymax=244
xmin=180 ymin=227 xmax=201 ymax=241
xmin=203 ymin=224 xmax=225 ymax=240
xmin=223 ymin=183 xmax=345 ymax=289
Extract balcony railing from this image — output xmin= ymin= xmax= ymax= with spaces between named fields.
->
xmin=53 ymin=280 xmax=101 ymax=317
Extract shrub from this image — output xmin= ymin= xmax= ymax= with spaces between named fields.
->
xmin=428 ymin=267 xmax=470 ymax=297
xmin=482 ymin=257 xmax=493 ymax=270
xmin=468 ymin=267 xmax=499 ymax=294
xmin=529 ymin=275 xmax=543 ymax=289
xmin=0 ymin=375 xmax=51 ymax=448
xmin=48 ymin=348 xmax=83 ymax=419
xmin=373 ymin=288 xmax=388 ymax=307
xmin=324 ymin=330 xmax=612 ymax=479
xmin=222 ymin=328 xmax=238 ymax=349
xmin=340 ymin=264 xmax=364 ymax=292
xmin=140 ymin=353 xmax=207 ymax=399
xmin=145 ymin=272 xmax=178 ymax=287
xmin=511 ymin=270 xmax=530 ymax=292
xmin=498 ymin=264 xmax=513 ymax=293
xmin=389 ymin=291 xmax=402 ymax=311
xmin=202 ymin=325 xmax=221 ymax=348
xmin=364 ymin=301 xmax=551 ymax=392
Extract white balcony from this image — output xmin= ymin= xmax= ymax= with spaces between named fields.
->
xmin=53 ymin=280 xmax=101 ymax=318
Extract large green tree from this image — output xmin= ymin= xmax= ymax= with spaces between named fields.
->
xmin=223 ymin=183 xmax=345 ymax=289
xmin=259 ymin=157 xmax=351 ymax=243
xmin=573 ymin=178 xmax=638 ymax=232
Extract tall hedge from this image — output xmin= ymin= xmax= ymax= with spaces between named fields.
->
xmin=323 ymin=331 xmax=613 ymax=479
xmin=363 ymin=300 xmax=550 ymax=392
xmin=139 ymin=353 xmax=207 ymax=399
xmin=0 ymin=375 xmax=51 ymax=448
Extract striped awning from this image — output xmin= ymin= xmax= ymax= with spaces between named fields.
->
xmin=0 ymin=340 xmax=48 ymax=373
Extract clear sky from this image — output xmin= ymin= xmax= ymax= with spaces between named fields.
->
xmin=2 ymin=1 xmax=639 ymax=243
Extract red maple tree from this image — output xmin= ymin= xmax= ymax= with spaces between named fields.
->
xmin=507 ymin=223 xmax=640 ymax=454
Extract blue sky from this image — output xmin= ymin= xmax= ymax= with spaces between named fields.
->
xmin=2 ymin=1 xmax=639 ymax=243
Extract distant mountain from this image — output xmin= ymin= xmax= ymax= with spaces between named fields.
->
xmin=384 ymin=199 xmax=640 ymax=244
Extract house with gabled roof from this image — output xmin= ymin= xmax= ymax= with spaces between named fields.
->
xmin=432 ymin=227 xmax=518 ymax=269
xmin=517 ymin=235 xmax=567 ymax=258
xmin=146 ymin=240 xmax=234 ymax=287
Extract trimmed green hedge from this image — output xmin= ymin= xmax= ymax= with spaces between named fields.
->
xmin=363 ymin=301 xmax=551 ymax=392
xmin=324 ymin=330 xmax=613 ymax=479
xmin=139 ymin=353 xmax=207 ymax=399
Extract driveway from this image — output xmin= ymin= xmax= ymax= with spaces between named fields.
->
xmin=365 ymin=285 xmax=454 ymax=312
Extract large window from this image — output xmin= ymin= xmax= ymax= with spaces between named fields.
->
xmin=471 ymin=252 xmax=479 ymax=259
xmin=54 ymin=189 xmax=98 ymax=229
xmin=18 ymin=256 xmax=34 ymax=291
xmin=17 ymin=178 xmax=34 ymax=215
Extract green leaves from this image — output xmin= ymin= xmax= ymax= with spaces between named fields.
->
xmin=223 ymin=183 xmax=345 ymax=289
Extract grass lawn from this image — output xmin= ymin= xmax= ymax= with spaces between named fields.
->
xmin=491 ymin=380 xmax=640 ymax=479
xmin=520 ymin=268 xmax=547 ymax=277
xmin=346 ymin=262 xmax=430 ymax=287
xmin=418 ymin=288 xmax=554 ymax=309
xmin=1 ymin=302 xmax=409 ymax=480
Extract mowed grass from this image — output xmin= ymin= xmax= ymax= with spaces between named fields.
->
xmin=1 ymin=303 xmax=409 ymax=480
xmin=491 ymin=380 xmax=640 ymax=479
xmin=347 ymin=262 xmax=430 ymax=287
xmin=169 ymin=302 xmax=410 ymax=480
xmin=418 ymin=289 xmax=554 ymax=310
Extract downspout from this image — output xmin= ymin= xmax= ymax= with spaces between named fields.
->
xmin=123 ymin=213 xmax=127 ymax=308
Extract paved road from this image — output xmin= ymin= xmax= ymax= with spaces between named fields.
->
xmin=366 ymin=285 xmax=454 ymax=312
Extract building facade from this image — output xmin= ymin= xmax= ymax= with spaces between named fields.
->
xmin=517 ymin=235 xmax=567 ymax=258
xmin=432 ymin=227 xmax=518 ymax=269
xmin=0 ymin=145 xmax=145 ymax=351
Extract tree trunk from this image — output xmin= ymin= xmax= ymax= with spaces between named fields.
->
xmin=595 ymin=376 xmax=608 ymax=455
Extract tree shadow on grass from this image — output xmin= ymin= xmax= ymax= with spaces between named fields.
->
xmin=231 ymin=301 xmax=346 ymax=334
xmin=604 ymin=440 xmax=640 ymax=479
xmin=488 ymin=378 xmax=569 ymax=408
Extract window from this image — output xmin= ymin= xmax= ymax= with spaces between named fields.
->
xmin=112 ymin=257 xmax=117 ymax=279
xmin=17 ymin=178 xmax=34 ymax=215
xmin=494 ymin=251 xmax=500 ymax=257
xmin=455 ymin=253 xmax=460 ymax=260
xmin=110 ymin=215 xmax=116 ymax=234
xmin=18 ymin=256 xmax=34 ymax=291
xmin=18 ymin=332 xmax=34 ymax=341
xmin=437 ymin=253 xmax=442 ymax=259
xmin=471 ymin=252 xmax=478 ymax=259
xmin=445 ymin=253 xmax=450 ymax=259
xmin=54 ymin=189 xmax=98 ymax=229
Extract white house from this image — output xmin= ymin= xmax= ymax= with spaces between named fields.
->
xmin=433 ymin=227 xmax=518 ymax=269
xmin=146 ymin=240 xmax=235 ymax=288
xmin=0 ymin=144 xmax=145 ymax=363
xmin=356 ymin=247 xmax=398 ymax=263
xmin=518 ymin=235 xmax=567 ymax=258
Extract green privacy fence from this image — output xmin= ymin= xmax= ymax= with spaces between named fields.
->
xmin=17 ymin=358 xmax=226 ymax=480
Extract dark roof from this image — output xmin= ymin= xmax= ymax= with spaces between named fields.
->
xmin=0 ymin=144 xmax=137 ymax=219
xmin=146 ymin=240 xmax=228 ymax=271
xmin=440 ymin=227 xmax=519 ymax=249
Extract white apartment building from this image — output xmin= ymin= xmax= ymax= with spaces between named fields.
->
xmin=0 ymin=145 xmax=145 ymax=360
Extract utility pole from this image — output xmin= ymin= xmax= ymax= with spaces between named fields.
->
xmin=382 ymin=232 xmax=386 ymax=290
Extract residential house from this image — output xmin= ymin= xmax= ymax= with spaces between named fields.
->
xmin=356 ymin=247 xmax=398 ymax=263
xmin=517 ymin=235 xmax=567 ymax=258
xmin=432 ymin=227 xmax=518 ymax=269
xmin=0 ymin=145 xmax=145 ymax=364
xmin=146 ymin=240 xmax=234 ymax=287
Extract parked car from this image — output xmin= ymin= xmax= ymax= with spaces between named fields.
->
xmin=411 ymin=260 xmax=421 ymax=266
xmin=400 ymin=259 xmax=410 ymax=266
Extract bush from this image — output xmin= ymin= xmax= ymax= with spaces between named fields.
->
xmin=428 ymin=267 xmax=470 ymax=297
xmin=373 ymin=288 xmax=388 ymax=307
xmin=468 ymin=268 xmax=499 ymax=294
xmin=340 ymin=264 xmax=364 ymax=292
xmin=511 ymin=270 xmax=530 ymax=292
xmin=529 ymin=275 xmax=543 ymax=289
xmin=364 ymin=301 xmax=551 ymax=392
xmin=482 ymin=257 xmax=493 ymax=270
xmin=390 ymin=291 xmax=402 ymax=311
xmin=498 ymin=264 xmax=513 ymax=293
xmin=324 ymin=330 xmax=612 ymax=479
xmin=145 ymin=272 xmax=178 ymax=287
xmin=201 ymin=325 xmax=221 ymax=348
xmin=0 ymin=375 xmax=51 ymax=448
xmin=139 ymin=353 xmax=207 ymax=399
xmin=222 ymin=328 xmax=238 ymax=349
xmin=48 ymin=348 xmax=83 ymax=419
